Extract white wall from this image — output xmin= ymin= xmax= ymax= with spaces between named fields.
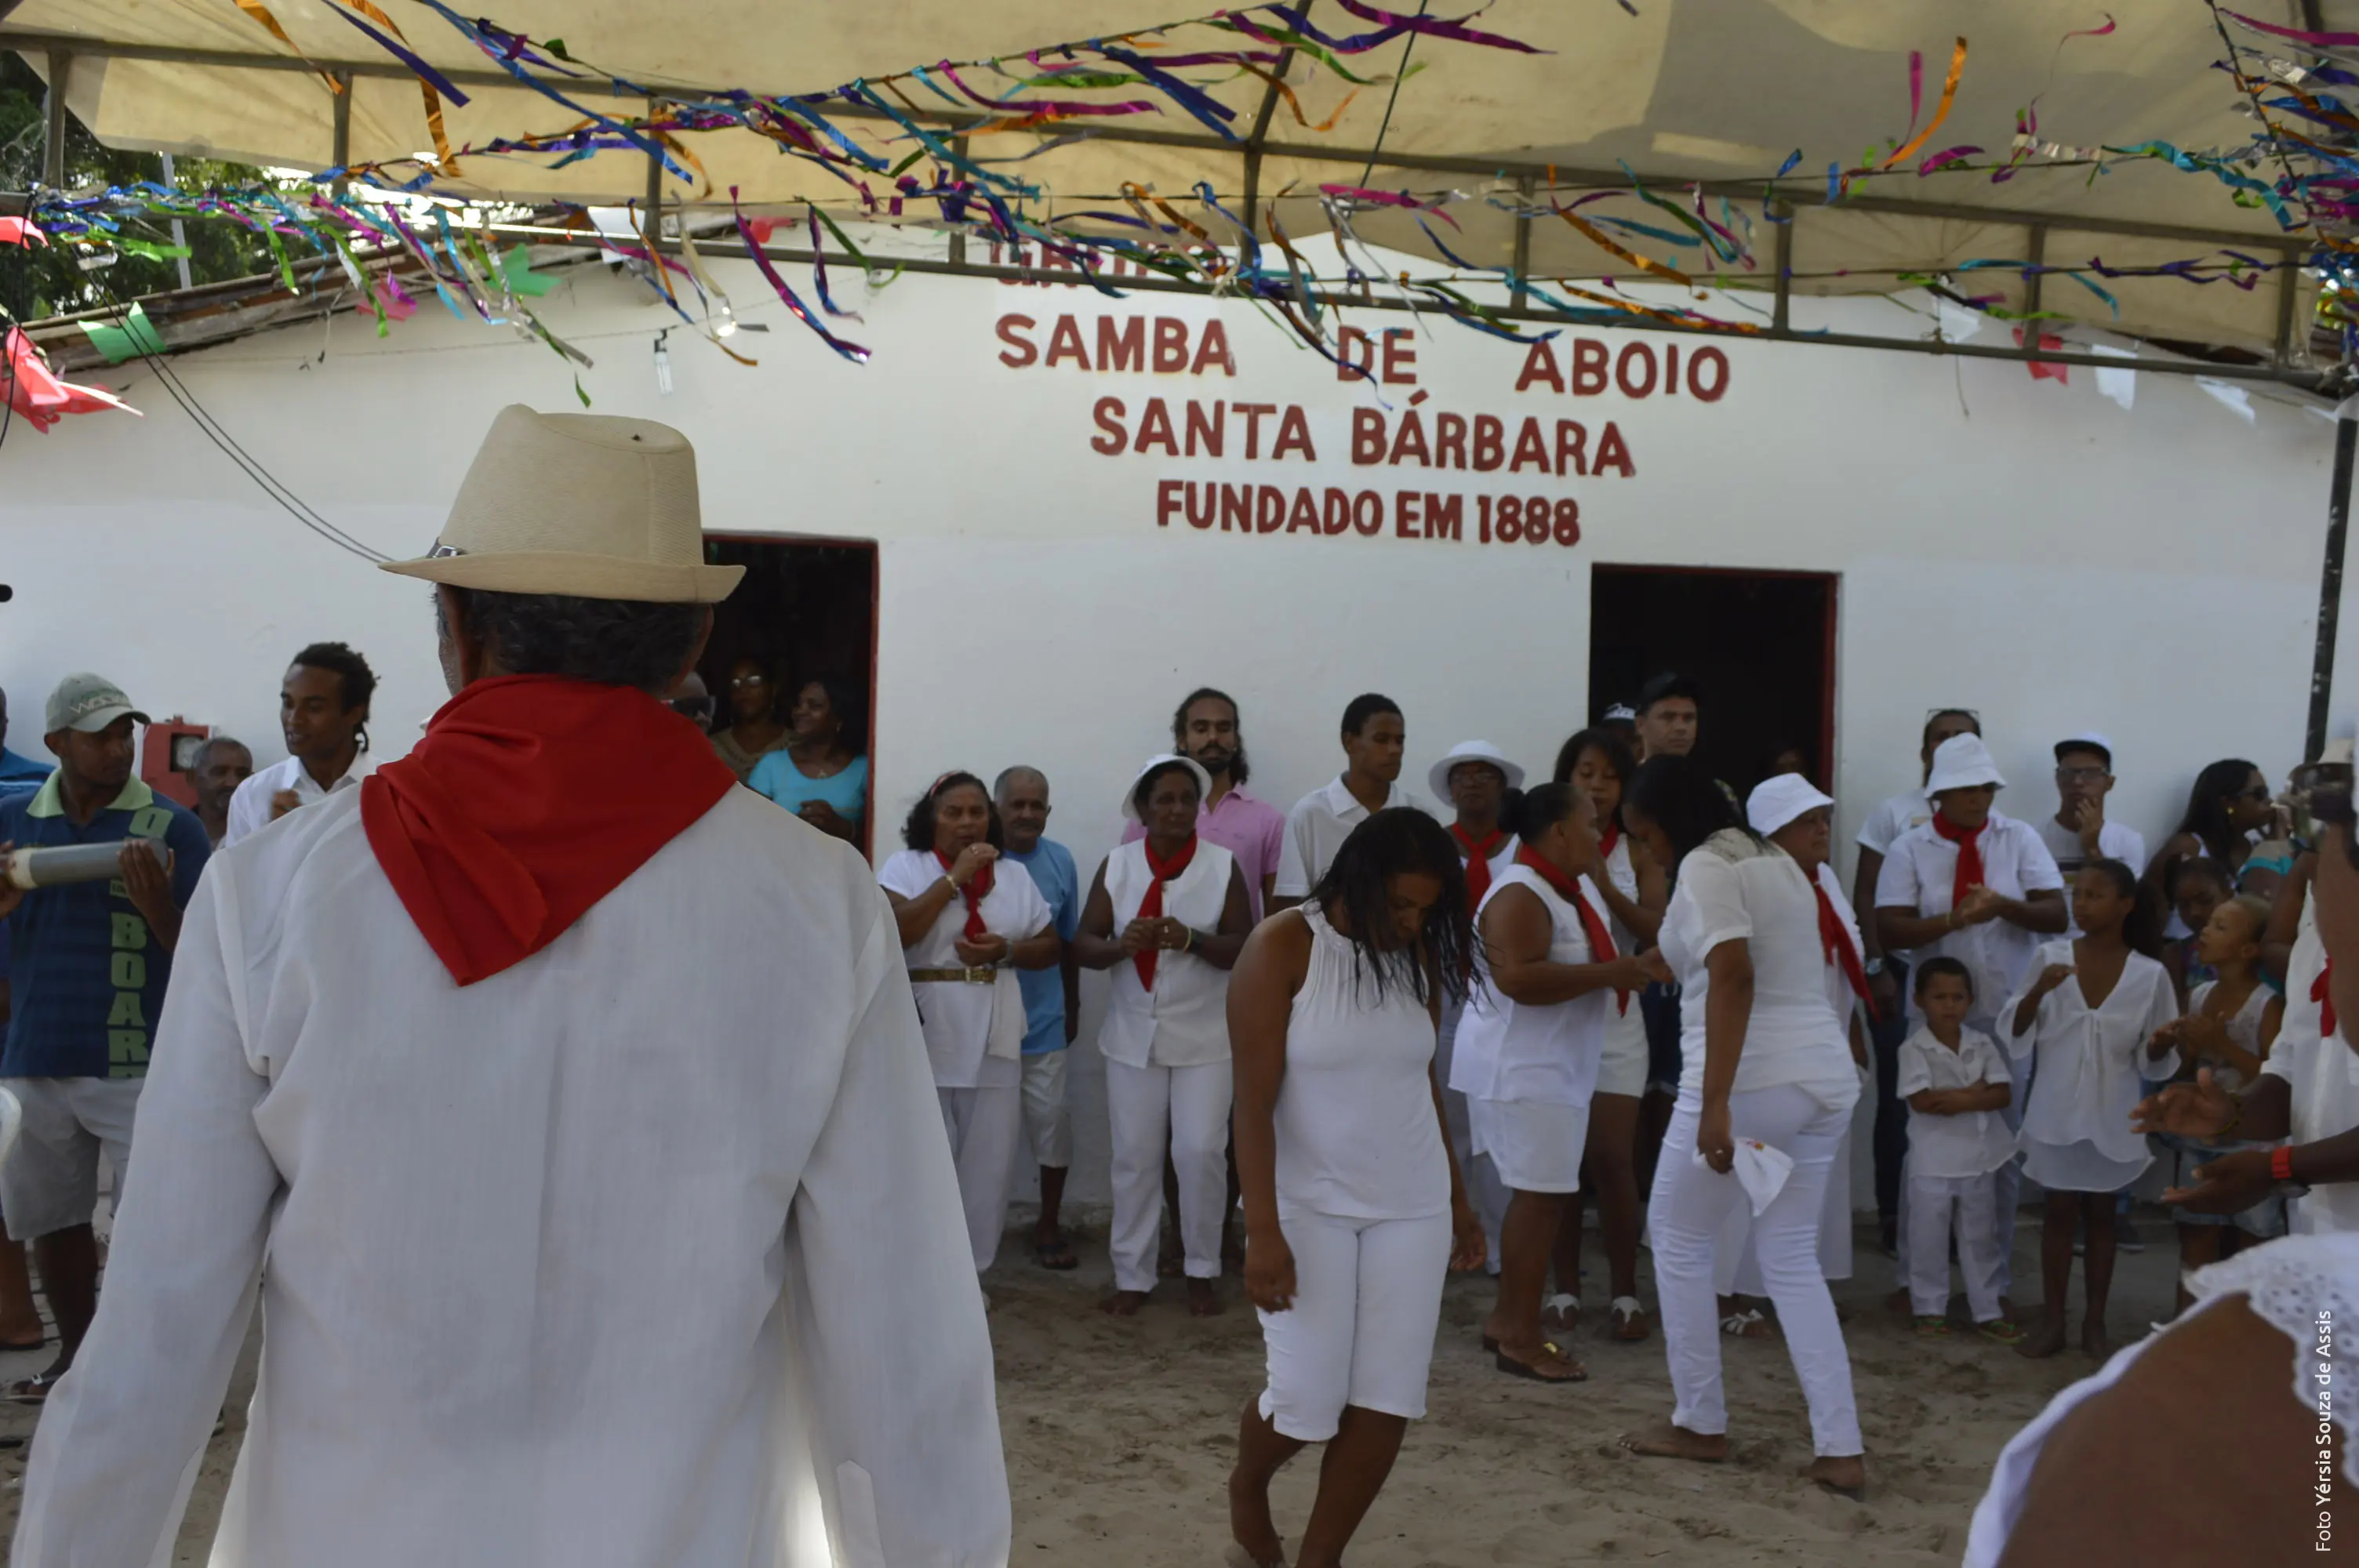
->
xmin=0 ymin=255 xmax=2341 ymax=1207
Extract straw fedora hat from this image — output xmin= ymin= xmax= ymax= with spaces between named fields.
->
xmin=381 ymin=405 xmax=744 ymax=603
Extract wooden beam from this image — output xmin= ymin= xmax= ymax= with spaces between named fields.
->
xmin=41 ymin=49 xmax=67 ymax=187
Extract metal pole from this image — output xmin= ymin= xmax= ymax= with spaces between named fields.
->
xmin=2310 ymin=413 xmax=2357 ymax=761
xmin=41 ymin=50 xmax=68 ymax=188
xmin=158 ymin=152 xmax=194 ymax=291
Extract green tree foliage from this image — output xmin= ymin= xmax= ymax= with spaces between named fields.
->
xmin=0 ymin=53 xmax=278 ymax=323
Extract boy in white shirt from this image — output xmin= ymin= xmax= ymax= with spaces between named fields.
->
xmin=1896 ymin=957 xmax=2023 ymax=1344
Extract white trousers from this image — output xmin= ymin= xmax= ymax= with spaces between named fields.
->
xmin=1256 ymin=1205 xmax=1452 ymax=1441
xmin=1891 ymin=1014 xmax=2022 ymax=1298
xmin=1106 ymin=1057 xmax=1234 ymax=1294
xmin=1905 ymin=1171 xmax=2005 ymax=1321
xmin=1648 ymin=1084 xmax=1863 ymax=1457
xmin=1717 ymin=1125 xmax=1856 ymax=1295
xmin=937 ymin=1085 xmax=1023 ymax=1272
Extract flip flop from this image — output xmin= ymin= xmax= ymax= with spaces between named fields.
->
xmin=8 ymin=1370 xmax=62 ymax=1404
xmin=1539 ymin=1293 xmax=1581 ymax=1333
xmin=1720 ymin=1308 xmax=1776 ymax=1339
xmin=1032 ymin=1237 xmax=1078 ymax=1271
xmin=1494 ymin=1341 xmax=1587 ymax=1382
xmin=1608 ymin=1296 xmax=1652 ymax=1341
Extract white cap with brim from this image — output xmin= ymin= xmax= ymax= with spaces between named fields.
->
xmin=1120 ymin=753 xmax=1216 ymax=823
xmin=45 ymin=672 xmax=149 ymax=735
xmin=1927 ymin=733 xmax=2007 ymax=795
xmin=1747 ymin=774 xmax=1835 ymax=838
xmin=1602 ymin=703 xmax=1637 ymax=724
xmin=380 ymin=405 xmax=745 ymax=604
xmin=1427 ymin=740 xmax=1526 ymax=804
xmin=2054 ymin=731 xmax=2115 ymax=764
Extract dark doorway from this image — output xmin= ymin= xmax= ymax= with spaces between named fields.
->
xmin=701 ymin=535 xmax=879 ymax=857
xmin=1588 ymin=566 xmax=1837 ymax=795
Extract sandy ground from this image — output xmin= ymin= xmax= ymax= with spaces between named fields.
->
xmin=0 ymin=1210 xmax=2180 ymax=1565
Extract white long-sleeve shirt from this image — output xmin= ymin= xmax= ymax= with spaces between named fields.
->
xmin=13 ymin=786 xmax=1010 ymax=1567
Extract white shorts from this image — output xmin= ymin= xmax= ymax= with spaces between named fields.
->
xmin=1467 ymin=1096 xmax=1589 ymax=1194
xmin=1595 ymin=1002 xmax=1648 ymax=1100
xmin=1020 ymin=1050 xmax=1072 ymax=1169
xmin=1258 ymin=1205 xmax=1452 ymax=1440
xmin=2020 ymin=1137 xmax=2148 ymax=1195
xmin=0 ymin=1076 xmax=143 ymax=1241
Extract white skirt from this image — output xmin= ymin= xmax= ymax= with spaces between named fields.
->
xmin=2020 ymin=1136 xmax=2148 ymax=1195
xmin=1467 ymin=1096 xmax=1589 ymax=1194
xmin=1595 ymin=1000 xmax=1648 ymax=1100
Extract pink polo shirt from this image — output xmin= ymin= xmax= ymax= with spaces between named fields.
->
xmin=1121 ymin=782 xmax=1287 ymax=920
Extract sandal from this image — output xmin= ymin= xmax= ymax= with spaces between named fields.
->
xmin=1032 ymin=1236 xmax=1079 ymax=1271
xmin=1719 ymin=1308 xmax=1776 ymax=1339
xmin=1494 ymin=1340 xmax=1587 ymax=1382
xmin=1914 ymin=1315 xmax=1953 ymax=1338
xmin=1608 ymin=1296 xmax=1652 ymax=1341
xmin=1539 ymin=1293 xmax=1580 ymax=1333
xmin=1976 ymin=1318 xmax=2026 ymax=1345
xmin=8 ymin=1370 xmax=62 ymax=1403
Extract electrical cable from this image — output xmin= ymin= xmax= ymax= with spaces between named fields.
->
xmin=88 ymin=273 xmax=391 ymax=563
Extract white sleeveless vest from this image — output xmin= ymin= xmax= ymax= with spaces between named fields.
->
xmin=1097 ymin=837 xmax=1237 ymax=1069
xmin=1448 ymin=863 xmax=1610 ymax=1106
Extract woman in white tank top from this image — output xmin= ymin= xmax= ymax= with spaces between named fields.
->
xmin=1074 ymin=756 xmax=1253 ymax=1317
xmin=1227 ymin=808 xmax=1485 ymax=1568
xmin=1452 ymin=782 xmax=1663 ymax=1383
xmin=1552 ymin=726 xmax=1668 ymax=1343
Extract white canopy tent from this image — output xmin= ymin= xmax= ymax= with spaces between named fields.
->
xmin=5 ymin=0 xmax=2358 ymax=743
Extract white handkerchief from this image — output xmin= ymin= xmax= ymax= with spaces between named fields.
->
xmin=1692 ymin=1137 xmax=1795 ymax=1217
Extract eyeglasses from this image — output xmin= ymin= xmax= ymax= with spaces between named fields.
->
xmin=2054 ymin=766 xmax=2110 ymax=785
xmin=728 ymin=675 xmax=769 ymax=690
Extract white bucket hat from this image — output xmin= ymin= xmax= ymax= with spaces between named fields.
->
xmin=1926 ymin=733 xmax=2007 ymax=795
xmin=382 ymin=405 xmax=744 ymax=604
xmin=1747 ymin=774 xmax=1834 ymax=837
xmin=1120 ymin=753 xmax=1216 ymax=822
xmin=1427 ymin=740 xmax=1525 ymax=803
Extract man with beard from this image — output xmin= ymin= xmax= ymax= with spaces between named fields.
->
xmin=1128 ymin=688 xmax=1285 ymax=919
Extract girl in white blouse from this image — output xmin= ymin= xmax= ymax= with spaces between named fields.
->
xmin=878 ymin=772 xmax=1061 ymax=1273
xmin=1228 ymin=808 xmax=1485 ymax=1568
xmin=2002 ymin=858 xmax=2180 ymax=1360
xmin=1613 ymin=757 xmax=1866 ymax=1499
xmin=1074 ymin=756 xmax=1254 ymax=1317
xmin=1452 ymin=782 xmax=1663 ymax=1382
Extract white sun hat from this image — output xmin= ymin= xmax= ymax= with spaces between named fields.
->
xmin=1926 ymin=733 xmax=2008 ymax=795
xmin=1119 ymin=753 xmax=1216 ymax=822
xmin=1747 ymin=774 xmax=1835 ymax=838
xmin=382 ymin=405 xmax=745 ymax=604
xmin=1427 ymin=740 xmax=1526 ymax=803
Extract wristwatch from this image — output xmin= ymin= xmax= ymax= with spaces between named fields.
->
xmin=1864 ymin=958 xmax=1885 ymax=978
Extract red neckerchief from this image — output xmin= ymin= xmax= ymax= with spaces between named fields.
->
xmin=1513 ymin=844 xmax=1628 ymax=1014
xmin=361 ymin=674 xmax=734 ymax=987
xmin=1812 ymin=869 xmax=1877 ymax=1019
xmin=1598 ymin=820 xmax=1621 ymax=861
xmin=1451 ymin=822 xmax=1508 ymax=909
xmin=1930 ymin=809 xmax=1986 ymax=913
xmin=1135 ymin=833 xmax=1199 ymax=989
xmin=2318 ymin=960 xmax=2337 ymax=1038
xmin=934 ymin=848 xmax=995 ymax=942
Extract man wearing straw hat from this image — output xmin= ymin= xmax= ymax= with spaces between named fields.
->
xmin=13 ymin=407 xmax=1009 ymax=1566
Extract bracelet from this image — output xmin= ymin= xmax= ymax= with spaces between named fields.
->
xmin=2274 ymin=1143 xmax=2298 ymax=1183
xmin=1182 ymin=925 xmax=1197 ymax=953
xmin=2218 ymin=1096 xmax=2242 ymax=1140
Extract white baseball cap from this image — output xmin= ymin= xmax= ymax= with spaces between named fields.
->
xmin=1118 ymin=753 xmax=1216 ymax=822
xmin=2054 ymin=731 xmax=2115 ymax=767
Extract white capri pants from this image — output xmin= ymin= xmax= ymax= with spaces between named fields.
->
xmin=1256 ymin=1205 xmax=1453 ymax=1441
xmin=1647 ymin=1083 xmax=1862 ymax=1457
xmin=938 ymin=1085 xmax=1024 ymax=1273
xmin=1020 ymin=1050 xmax=1073 ymax=1169
xmin=1906 ymin=1170 xmax=2006 ymax=1322
xmin=1106 ymin=1057 xmax=1233 ymax=1294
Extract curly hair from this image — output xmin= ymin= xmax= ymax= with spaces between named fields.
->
xmin=901 ymin=771 xmax=1004 ymax=855
xmin=293 ymin=641 xmax=377 ymax=751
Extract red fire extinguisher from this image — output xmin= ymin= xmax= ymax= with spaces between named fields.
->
xmin=139 ymin=717 xmax=212 ymax=808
